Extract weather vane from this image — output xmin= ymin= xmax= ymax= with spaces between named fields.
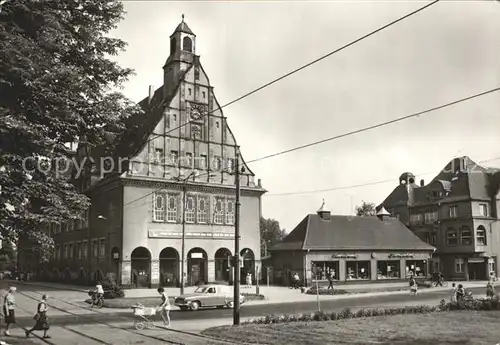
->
xmin=182 ymin=14 xmax=184 ymax=22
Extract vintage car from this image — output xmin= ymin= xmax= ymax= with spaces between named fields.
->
xmin=174 ymin=284 xmax=245 ymax=311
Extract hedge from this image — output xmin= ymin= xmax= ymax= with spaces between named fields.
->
xmin=305 ymin=288 xmax=350 ymax=295
xmin=242 ymin=296 xmax=500 ymax=325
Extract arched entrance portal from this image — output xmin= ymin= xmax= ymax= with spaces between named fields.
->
xmin=214 ymin=248 xmax=232 ymax=283
xmin=131 ymin=247 xmax=151 ymax=288
xmin=241 ymin=248 xmax=255 ymax=283
xmin=187 ymin=248 xmax=207 ymax=286
xmin=160 ymin=247 xmax=179 ymax=287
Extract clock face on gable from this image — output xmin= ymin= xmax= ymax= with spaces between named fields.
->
xmin=189 ymin=104 xmax=206 ymax=122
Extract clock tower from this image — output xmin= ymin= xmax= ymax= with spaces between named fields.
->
xmin=163 ymin=14 xmax=197 ymax=100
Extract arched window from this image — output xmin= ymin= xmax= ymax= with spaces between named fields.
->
xmin=460 ymin=226 xmax=472 ymax=245
xmin=476 ymin=226 xmax=487 ymax=246
xmin=170 ymin=37 xmax=176 ymax=55
xmin=446 ymin=228 xmax=458 ymax=246
xmin=183 ymin=36 xmax=192 ymax=52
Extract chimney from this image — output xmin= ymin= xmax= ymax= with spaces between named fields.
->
xmin=420 ymin=179 xmax=424 ymax=187
xmin=148 ymin=85 xmax=154 ymax=104
xmin=317 ymin=199 xmax=331 ymax=221
xmin=257 ymin=179 xmax=262 ymax=188
xmin=376 ymin=207 xmax=391 ymax=221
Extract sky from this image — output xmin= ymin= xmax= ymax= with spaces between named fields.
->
xmin=111 ymin=0 xmax=500 ymax=232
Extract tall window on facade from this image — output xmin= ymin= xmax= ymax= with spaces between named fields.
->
xmin=479 ymin=204 xmax=488 ymax=217
xmin=153 ymin=194 xmax=165 ymax=222
xmin=346 ymin=261 xmax=370 ymax=280
xmin=69 ymin=243 xmax=73 ymax=259
xmin=214 ymin=197 xmax=224 ymax=224
xmin=455 ymin=258 xmax=465 ymax=273
xmin=376 ymin=261 xmax=400 ymax=279
xmin=449 ymin=205 xmax=458 ymax=217
xmin=460 ymin=226 xmax=472 ymax=245
xmin=182 ymin=36 xmax=193 ymax=52
xmin=185 ymin=195 xmax=196 ymax=223
xmin=225 ymin=199 xmax=235 ymax=225
xmin=446 ymin=228 xmax=458 ymax=245
xmin=77 ymin=242 xmax=82 ymax=259
xmin=64 ymin=244 xmax=68 ymax=259
xmin=170 ymin=150 xmax=178 ymax=165
xmin=99 ymin=239 xmax=106 ymax=257
xmin=424 ymin=211 xmax=438 ymax=223
xmin=199 ymin=154 xmax=207 ymax=169
xmin=82 ymin=241 xmax=88 ymax=259
xmin=430 ymin=231 xmax=437 ymax=245
xmin=476 ymin=226 xmax=487 ymax=245
xmin=185 ymin=152 xmax=193 ymax=167
xmin=213 ymin=156 xmax=221 ymax=171
xmin=155 ymin=148 xmax=164 ymax=163
xmin=92 ymin=240 xmax=98 ymax=258
xmin=167 ymin=194 xmax=178 ymax=222
xmin=197 ymin=196 xmax=209 ymax=223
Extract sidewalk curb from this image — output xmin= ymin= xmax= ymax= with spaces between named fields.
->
xmin=5 ymin=280 xmax=89 ymax=293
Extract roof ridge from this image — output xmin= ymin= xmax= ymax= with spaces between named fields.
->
xmin=301 ymin=215 xmax=312 ymax=250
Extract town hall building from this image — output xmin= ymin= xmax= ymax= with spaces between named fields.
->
xmin=31 ymin=17 xmax=266 ymax=288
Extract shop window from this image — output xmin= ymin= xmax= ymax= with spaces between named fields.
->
xmin=311 ymin=261 xmax=339 ymax=281
xmin=446 ymin=228 xmax=458 ymax=246
xmin=476 ymin=226 xmax=487 ymax=245
xmin=377 ymin=260 xmax=400 ymax=279
xmin=455 ymin=258 xmax=465 ymax=273
xmin=346 ymin=261 xmax=370 ymax=280
xmin=405 ymin=260 xmax=426 ymax=278
xmin=460 ymin=226 xmax=472 ymax=245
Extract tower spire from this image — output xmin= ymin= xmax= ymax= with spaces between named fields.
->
xmin=182 ymin=13 xmax=184 ymax=22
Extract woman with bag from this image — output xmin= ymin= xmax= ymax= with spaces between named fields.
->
xmin=3 ymin=286 xmax=17 ymax=336
xmin=156 ymin=287 xmax=171 ymax=328
xmin=26 ymin=294 xmax=50 ymax=339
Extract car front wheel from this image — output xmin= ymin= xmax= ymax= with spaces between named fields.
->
xmin=226 ymin=301 xmax=234 ymax=309
xmin=190 ymin=301 xmax=200 ymax=311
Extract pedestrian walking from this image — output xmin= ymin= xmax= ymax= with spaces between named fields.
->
xmin=409 ymin=277 xmax=418 ymax=295
xmin=246 ymin=273 xmax=252 ymax=288
xmin=450 ymin=283 xmax=457 ymax=303
xmin=2 ymin=286 xmax=17 ymax=336
xmin=327 ymin=270 xmax=335 ymax=290
xmin=156 ymin=287 xmax=171 ymax=328
xmin=26 ymin=294 xmax=50 ymax=339
xmin=486 ymin=280 xmax=495 ymax=299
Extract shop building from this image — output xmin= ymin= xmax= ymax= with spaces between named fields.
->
xmin=25 ymin=17 xmax=266 ymax=287
xmin=268 ymin=202 xmax=435 ymax=286
xmin=378 ymin=156 xmax=500 ymax=281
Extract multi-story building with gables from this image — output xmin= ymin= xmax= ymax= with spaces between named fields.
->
xmin=35 ymin=17 xmax=266 ymax=288
xmin=378 ymin=156 xmax=500 ymax=281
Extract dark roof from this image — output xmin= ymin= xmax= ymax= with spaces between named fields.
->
xmin=271 ymin=214 xmax=435 ymax=252
xmin=172 ymin=21 xmax=195 ymax=36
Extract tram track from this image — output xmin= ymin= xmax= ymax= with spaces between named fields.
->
xmin=17 ymin=289 xmax=238 ymax=345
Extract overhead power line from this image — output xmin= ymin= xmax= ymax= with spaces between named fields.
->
xmin=147 ymin=0 xmax=440 ymax=142
xmin=264 ymin=157 xmax=500 ymax=197
xmin=246 ymin=87 xmax=500 ymax=164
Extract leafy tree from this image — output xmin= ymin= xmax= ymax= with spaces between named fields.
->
xmin=355 ymin=201 xmax=376 ymax=217
xmin=0 ymin=241 xmax=16 ymax=271
xmin=0 ymin=0 xmax=140 ymax=260
xmin=260 ymin=217 xmax=286 ymax=257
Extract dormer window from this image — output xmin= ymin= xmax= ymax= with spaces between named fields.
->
xmin=432 ymin=191 xmax=441 ymax=198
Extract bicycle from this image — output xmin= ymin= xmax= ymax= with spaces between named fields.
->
xmin=88 ymin=291 xmax=104 ymax=308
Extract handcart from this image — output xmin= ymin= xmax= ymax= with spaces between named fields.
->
xmin=131 ymin=303 xmax=157 ymax=330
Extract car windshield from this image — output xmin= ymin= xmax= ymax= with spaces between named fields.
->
xmin=194 ymin=286 xmax=210 ymax=293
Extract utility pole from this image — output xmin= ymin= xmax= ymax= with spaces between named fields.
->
xmin=233 ymin=146 xmax=241 ymax=325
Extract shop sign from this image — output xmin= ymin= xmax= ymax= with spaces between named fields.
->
xmin=331 ymin=253 xmax=357 ymax=259
xmin=388 ymin=253 xmax=414 ymax=258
